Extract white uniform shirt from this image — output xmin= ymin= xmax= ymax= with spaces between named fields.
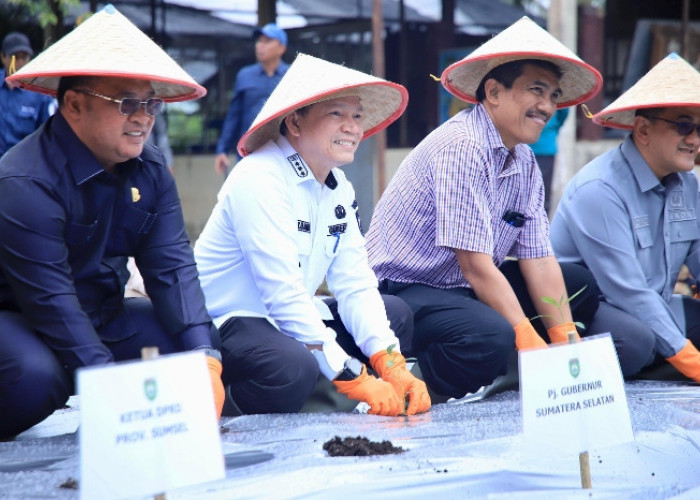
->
xmin=194 ymin=136 xmax=399 ymax=357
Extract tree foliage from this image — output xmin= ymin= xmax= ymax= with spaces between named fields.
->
xmin=7 ymin=0 xmax=81 ymax=28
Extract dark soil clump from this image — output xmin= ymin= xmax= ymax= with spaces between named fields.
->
xmin=323 ymin=435 xmax=404 ymax=457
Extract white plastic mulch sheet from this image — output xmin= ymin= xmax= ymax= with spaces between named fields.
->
xmin=1 ymin=380 xmax=698 ymax=499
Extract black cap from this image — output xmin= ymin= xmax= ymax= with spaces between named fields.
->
xmin=2 ymin=32 xmax=33 ymax=57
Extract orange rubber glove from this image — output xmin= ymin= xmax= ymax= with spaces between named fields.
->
xmin=206 ymin=356 xmax=225 ymax=419
xmin=369 ymin=350 xmax=431 ymax=415
xmin=547 ymin=322 xmax=580 ymax=344
xmin=666 ymin=340 xmax=700 ymax=383
xmin=332 ymin=365 xmax=402 ymax=416
xmin=514 ymin=318 xmax=547 ymax=351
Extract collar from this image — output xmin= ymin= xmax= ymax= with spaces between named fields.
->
xmin=1 ymin=69 xmax=19 ymax=91
xmin=275 ymin=135 xmax=338 ymax=189
xmin=621 ymin=135 xmax=663 ymax=194
xmin=257 ymin=60 xmax=288 ymax=77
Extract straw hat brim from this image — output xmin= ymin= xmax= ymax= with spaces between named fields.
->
xmin=6 ymin=5 xmax=205 ymax=101
xmin=592 ymin=53 xmax=700 ymax=129
xmin=238 ymin=53 xmax=408 ymax=157
xmin=441 ymin=16 xmax=602 ymax=108
xmin=442 ymin=53 xmax=602 ymax=108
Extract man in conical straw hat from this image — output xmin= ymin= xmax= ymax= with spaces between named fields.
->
xmin=0 ymin=5 xmax=224 ymax=440
xmin=365 ymin=16 xmax=605 ymax=401
xmin=552 ymin=52 xmax=700 ymax=383
xmin=195 ymin=53 xmax=430 ymax=417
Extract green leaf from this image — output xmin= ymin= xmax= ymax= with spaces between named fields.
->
xmin=540 ymin=296 xmax=559 ymax=307
xmin=567 ymin=285 xmax=588 ymax=303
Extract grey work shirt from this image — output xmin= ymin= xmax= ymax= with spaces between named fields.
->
xmin=551 ymin=135 xmax=700 ymax=358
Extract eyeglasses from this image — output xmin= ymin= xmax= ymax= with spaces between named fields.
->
xmin=647 ymin=116 xmax=700 ymax=137
xmin=74 ymin=89 xmax=165 ymax=116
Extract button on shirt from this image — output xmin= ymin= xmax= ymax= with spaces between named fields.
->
xmin=366 ymin=104 xmax=551 ymax=288
xmin=551 ymin=135 xmax=700 ymax=358
xmin=195 ymin=136 xmax=399 ymax=357
xmin=0 ymin=69 xmax=55 ymax=157
xmin=215 ymin=61 xmax=289 ymax=157
xmin=0 ymin=112 xmax=214 ymax=371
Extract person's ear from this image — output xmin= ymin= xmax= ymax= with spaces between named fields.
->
xmin=285 ymin=112 xmax=302 ymax=137
xmin=484 ymin=78 xmax=501 ymax=106
xmin=632 ymin=115 xmax=652 ymax=147
xmin=61 ymin=89 xmax=85 ymax=119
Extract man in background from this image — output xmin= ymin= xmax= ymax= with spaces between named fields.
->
xmin=0 ymin=31 xmax=55 ymax=157
xmin=530 ymin=107 xmax=569 ymax=216
xmin=214 ymin=23 xmax=288 ymax=175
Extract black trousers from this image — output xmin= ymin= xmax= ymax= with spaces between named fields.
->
xmin=218 ymin=294 xmax=413 ymax=415
xmin=0 ymin=298 xmax=198 ymax=439
xmin=378 ymin=261 xmax=600 ymax=399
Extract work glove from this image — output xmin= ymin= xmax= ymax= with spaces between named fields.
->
xmin=369 ymin=350 xmax=431 ymax=415
xmin=547 ymin=321 xmax=580 ymax=344
xmin=332 ymin=365 xmax=403 ymax=416
xmin=206 ymin=356 xmax=225 ymax=419
xmin=666 ymin=340 xmax=700 ymax=383
xmin=514 ymin=318 xmax=547 ymax=351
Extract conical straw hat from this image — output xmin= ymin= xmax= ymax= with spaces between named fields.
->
xmin=592 ymin=53 xmax=700 ymax=129
xmin=6 ymin=4 xmax=205 ymax=102
xmin=441 ymin=16 xmax=602 ymax=108
xmin=238 ymin=53 xmax=408 ymax=157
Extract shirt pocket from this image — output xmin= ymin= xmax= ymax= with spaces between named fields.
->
xmin=498 ymin=219 xmax=523 ymax=257
xmin=117 ymin=204 xmax=158 ymax=250
xmin=669 ymin=219 xmax=699 ymax=279
xmin=324 ymin=222 xmax=348 ymax=258
xmin=64 ymin=220 xmax=97 ymax=249
xmin=295 ymin=229 xmax=312 ymax=268
xmin=633 ymin=225 xmax=653 ymax=249
xmin=669 ymin=219 xmax=700 ymax=243
xmin=633 ymin=225 xmax=654 ymax=275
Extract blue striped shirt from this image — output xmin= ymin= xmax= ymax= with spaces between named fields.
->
xmin=366 ymin=104 xmax=551 ymax=289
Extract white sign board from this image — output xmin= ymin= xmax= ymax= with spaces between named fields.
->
xmin=78 ymin=351 xmax=225 ymax=499
xmin=520 ymin=333 xmax=633 ymax=454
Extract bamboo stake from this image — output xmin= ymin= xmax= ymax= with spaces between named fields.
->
xmin=141 ymin=347 xmax=166 ymax=500
xmin=568 ymin=331 xmax=592 ymax=489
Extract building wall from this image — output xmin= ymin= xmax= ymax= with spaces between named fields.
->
xmin=174 ymin=139 xmax=674 ymax=244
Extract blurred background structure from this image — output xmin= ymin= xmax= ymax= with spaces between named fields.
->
xmin=1 ymin=0 xmax=699 ymax=237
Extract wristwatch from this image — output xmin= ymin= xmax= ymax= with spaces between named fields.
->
xmin=334 ymin=357 xmax=363 ymax=381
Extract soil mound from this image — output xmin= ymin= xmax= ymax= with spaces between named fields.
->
xmin=323 ymin=435 xmax=404 ymax=457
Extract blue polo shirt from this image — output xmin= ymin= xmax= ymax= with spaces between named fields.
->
xmin=216 ymin=61 xmax=289 ymax=157
xmin=0 ymin=69 xmax=55 ymax=157
xmin=0 ymin=112 xmax=214 ymax=372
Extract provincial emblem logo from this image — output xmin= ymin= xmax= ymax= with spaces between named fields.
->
xmin=569 ymin=358 xmax=580 ymax=378
xmin=144 ymin=377 xmax=157 ymax=401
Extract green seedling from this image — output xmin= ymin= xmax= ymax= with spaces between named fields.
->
xmin=385 ymin=343 xmax=408 ymax=414
xmin=531 ymin=285 xmax=588 ymax=330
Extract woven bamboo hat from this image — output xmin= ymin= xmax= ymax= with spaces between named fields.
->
xmin=441 ymin=16 xmax=602 ymax=108
xmin=592 ymin=53 xmax=700 ymax=129
xmin=5 ymin=4 xmax=205 ymax=102
xmin=238 ymin=53 xmax=408 ymax=157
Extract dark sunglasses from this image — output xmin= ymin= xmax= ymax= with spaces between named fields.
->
xmin=647 ymin=116 xmax=700 ymax=137
xmin=75 ymin=88 xmax=165 ymax=116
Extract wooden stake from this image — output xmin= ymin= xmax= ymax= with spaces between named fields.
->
xmin=568 ymin=331 xmax=592 ymax=489
xmin=141 ymin=347 xmax=166 ymax=500
xmin=141 ymin=346 xmax=159 ymax=361
xmin=579 ymin=450 xmax=592 ymax=488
